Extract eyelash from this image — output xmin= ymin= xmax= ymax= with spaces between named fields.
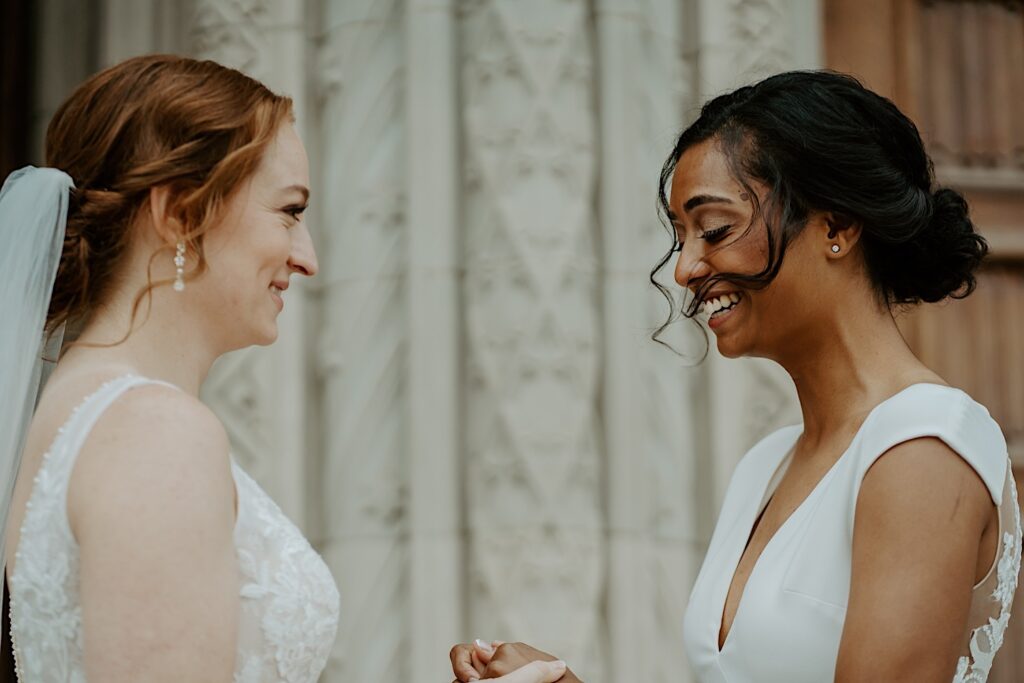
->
xmin=701 ymin=225 xmax=731 ymax=243
xmin=283 ymin=205 xmax=307 ymax=220
xmin=670 ymin=225 xmax=732 ymax=252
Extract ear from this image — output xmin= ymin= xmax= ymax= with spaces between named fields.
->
xmin=147 ymin=185 xmax=186 ymax=247
xmin=821 ymin=211 xmax=862 ymax=256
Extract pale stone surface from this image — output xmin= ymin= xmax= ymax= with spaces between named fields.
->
xmin=406 ymin=1 xmax=463 ymax=679
xmin=314 ymin=0 xmax=413 ymax=678
xmin=459 ymin=1 xmax=606 ymax=678
xmin=32 ymin=1 xmax=821 ymax=680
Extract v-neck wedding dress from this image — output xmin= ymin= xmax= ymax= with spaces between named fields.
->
xmin=7 ymin=374 xmax=340 ymax=682
xmin=683 ymin=384 xmax=1021 ymax=683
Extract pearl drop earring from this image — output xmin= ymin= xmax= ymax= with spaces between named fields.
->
xmin=173 ymin=241 xmax=186 ymax=291
xmin=831 ymin=244 xmax=841 ymax=254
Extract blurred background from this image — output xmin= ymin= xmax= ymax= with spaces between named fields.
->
xmin=1 ymin=0 xmax=1021 ymax=680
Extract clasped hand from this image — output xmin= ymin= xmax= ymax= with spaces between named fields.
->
xmin=449 ymin=640 xmax=583 ymax=683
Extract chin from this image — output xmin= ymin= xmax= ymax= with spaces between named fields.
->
xmin=249 ymin=321 xmax=279 ymax=347
xmin=714 ymin=335 xmax=747 ymax=359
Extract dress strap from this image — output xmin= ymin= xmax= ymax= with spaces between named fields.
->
xmin=41 ymin=374 xmax=183 ymax=545
xmin=53 ymin=375 xmax=181 ymax=465
xmin=853 ymin=384 xmax=1009 ymax=506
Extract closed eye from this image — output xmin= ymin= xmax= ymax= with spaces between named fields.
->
xmin=701 ymin=225 xmax=731 ymax=243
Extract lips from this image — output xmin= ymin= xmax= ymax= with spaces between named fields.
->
xmin=269 ymin=281 xmax=286 ymax=309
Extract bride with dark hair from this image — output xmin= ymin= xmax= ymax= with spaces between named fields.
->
xmin=0 ymin=54 xmax=566 ymax=683
xmin=451 ymin=70 xmax=1021 ymax=683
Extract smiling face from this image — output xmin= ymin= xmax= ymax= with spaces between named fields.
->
xmin=669 ymin=138 xmax=838 ymax=360
xmin=191 ymin=122 xmax=318 ymax=349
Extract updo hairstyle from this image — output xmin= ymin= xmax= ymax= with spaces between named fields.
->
xmin=43 ymin=54 xmax=293 ymax=338
xmin=652 ymin=70 xmax=987 ymax=339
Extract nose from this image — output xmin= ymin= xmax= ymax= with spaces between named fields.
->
xmin=288 ymin=220 xmax=319 ymax=277
xmin=673 ymin=240 xmax=710 ymax=292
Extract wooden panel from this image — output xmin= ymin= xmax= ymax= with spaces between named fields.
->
xmin=961 ymin=3 xmax=990 ymax=162
xmin=824 ymin=0 xmax=898 ymax=98
xmin=897 ymin=264 xmax=1024 ymax=463
xmin=921 ymin=1 xmax=960 ymax=163
xmin=916 ymin=1 xmax=1024 ymax=176
xmin=1009 ymin=5 xmax=1024 ymax=165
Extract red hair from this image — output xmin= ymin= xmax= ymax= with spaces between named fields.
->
xmin=44 ymin=54 xmax=294 ymax=338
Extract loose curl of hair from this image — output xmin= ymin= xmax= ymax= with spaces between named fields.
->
xmin=44 ymin=54 xmax=294 ymax=343
xmin=651 ymin=70 xmax=988 ymax=349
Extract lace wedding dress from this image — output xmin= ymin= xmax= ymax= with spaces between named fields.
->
xmin=6 ymin=374 xmax=340 ymax=682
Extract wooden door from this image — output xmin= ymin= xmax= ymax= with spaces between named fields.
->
xmin=825 ymin=1 xmax=1024 ymax=679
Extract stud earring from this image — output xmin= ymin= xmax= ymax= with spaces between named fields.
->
xmin=830 ymin=244 xmax=841 ymax=254
xmin=173 ymin=241 xmax=186 ymax=291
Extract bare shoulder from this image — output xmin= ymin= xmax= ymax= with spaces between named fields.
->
xmin=102 ymin=382 xmax=227 ymax=444
xmin=839 ymin=439 xmax=997 ymax=678
xmin=66 ymin=382 xmax=240 ymax=679
xmin=859 ymin=436 xmax=994 ymax=527
xmin=68 ymin=382 xmax=234 ymax=541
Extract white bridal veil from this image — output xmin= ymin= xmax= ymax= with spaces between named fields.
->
xmin=0 ymin=166 xmax=72 ymax=608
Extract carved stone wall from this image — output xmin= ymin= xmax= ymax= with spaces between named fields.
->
xmin=595 ymin=1 xmax=701 ymax=681
xmin=459 ymin=1 xmax=606 ymax=679
xmin=314 ymin=0 xmax=411 ymax=678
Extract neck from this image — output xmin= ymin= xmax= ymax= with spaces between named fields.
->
xmin=61 ymin=289 xmax=220 ymax=397
xmin=772 ymin=302 xmax=936 ymax=446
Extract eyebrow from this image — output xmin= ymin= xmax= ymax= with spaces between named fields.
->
xmin=683 ymin=194 xmax=733 ymax=212
xmin=282 ymin=184 xmax=310 ymax=202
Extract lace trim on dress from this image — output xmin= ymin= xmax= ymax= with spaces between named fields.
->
xmin=231 ymin=464 xmax=340 ymax=683
xmin=8 ymin=373 xmax=136 ymax=682
xmin=953 ymin=466 xmax=1023 ymax=683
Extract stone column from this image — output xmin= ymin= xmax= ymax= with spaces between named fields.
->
xmin=314 ymin=0 xmax=410 ymax=678
xmin=405 ymin=0 xmax=464 ymax=678
xmin=459 ymin=1 xmax=606 ymax=680
xmin=99 ymin=0 xmax=185 ymax=65
xmin=595 ymin=1 xmax=703 ymax=681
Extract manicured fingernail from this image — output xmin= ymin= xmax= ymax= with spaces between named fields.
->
xmin=552 ymin=660 xmax=566 ymax=670
xmin=474 ymin=638 xmax=493 ymax=652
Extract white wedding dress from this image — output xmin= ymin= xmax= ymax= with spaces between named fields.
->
xmin=6 ymin=374 xmax=340 ymax=682
xmin=683 ymin=383 xmax=1021 ymax=683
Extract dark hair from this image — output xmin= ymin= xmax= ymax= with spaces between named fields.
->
xmin=44 ymin=54 xmax=293 ymax=340
xmin=652 ymin=70 xmax=988 ymax=344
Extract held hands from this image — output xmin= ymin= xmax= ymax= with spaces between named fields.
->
xmin=450 ymin=640 xmax=582 ymax=683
